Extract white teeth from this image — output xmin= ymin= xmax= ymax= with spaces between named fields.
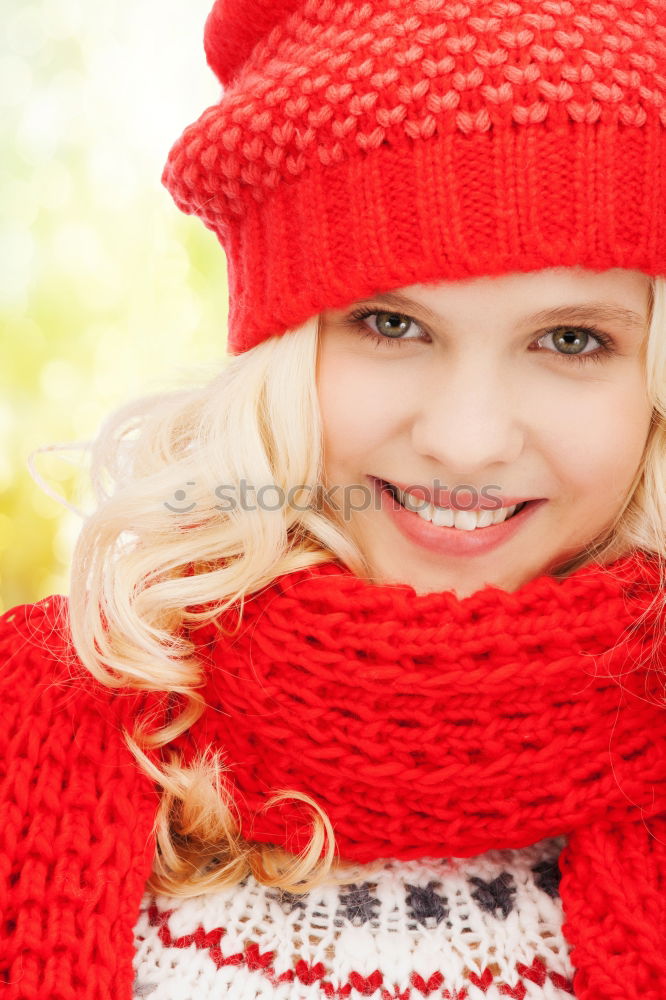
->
xmin=475 ymin=509 xmax=496 ymax=529
xmin=398 ymin=486 xmax=521 ymax=530
xmin=432 ymin=506 xmax=454 ymax=528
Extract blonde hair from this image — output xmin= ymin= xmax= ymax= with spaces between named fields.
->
xmin=35 ymin=276 xmax=666 ymax=898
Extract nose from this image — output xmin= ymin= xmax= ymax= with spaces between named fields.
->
xmin=410 ymin=356 xmax=524 ymax=474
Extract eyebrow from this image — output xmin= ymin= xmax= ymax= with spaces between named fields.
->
xmin=357 ymin=291 xmax=648 ymax=334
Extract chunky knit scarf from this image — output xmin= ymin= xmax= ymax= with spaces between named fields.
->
xmin=182 ymin=549 xmax=666 ymax=1000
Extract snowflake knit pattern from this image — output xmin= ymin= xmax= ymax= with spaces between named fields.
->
xmin=133 ymin=838 xmax=573 ymax=1000
xmin=2 ymin=548 xmax=666 ymax=999
xmin=175 ymin=549 xmax=666 ymax=1000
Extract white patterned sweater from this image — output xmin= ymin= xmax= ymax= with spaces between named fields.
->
xmin=132 ymin=834 xmax=576 ymax=999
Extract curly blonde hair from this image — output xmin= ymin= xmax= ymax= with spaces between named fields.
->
xmin=37 ymin=275 xmax=666 ymax=898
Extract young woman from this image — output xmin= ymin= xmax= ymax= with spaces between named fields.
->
xmin=2 ymin=1 xmax=666 ymax=999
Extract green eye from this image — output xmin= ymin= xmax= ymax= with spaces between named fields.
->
xmin=345 ymin=306 xmax=618 ymax=365
xmin=348 ymin=308 xmax=427 ymax=346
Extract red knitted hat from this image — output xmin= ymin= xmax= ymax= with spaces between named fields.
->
xmin=162 ymin=0 xmax=666 ymax=355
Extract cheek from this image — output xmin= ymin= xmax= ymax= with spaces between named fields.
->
xmin=317 ymin=352 xmax=401 ymax=459
xmin=317 ymin=353 xmax=362 ymax=468
xmin=598 ymin=381 xmax=652 ymax=462
xmin=552 ymin=384 xmax=652 ymax=496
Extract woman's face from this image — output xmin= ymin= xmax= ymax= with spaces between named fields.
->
xmin=316 ymin=267 xmax=653 ymax=598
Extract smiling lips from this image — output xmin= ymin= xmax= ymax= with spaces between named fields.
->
xmin=369 ymin=476 xmax=546 ymax=557
xmin=377 ymin=477 xmax=539 ymax=511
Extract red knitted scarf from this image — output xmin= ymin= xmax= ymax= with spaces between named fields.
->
xmin=184 ymin=549 xmax=666 ymax=999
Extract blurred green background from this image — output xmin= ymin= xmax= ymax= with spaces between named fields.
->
xmin=1 ymin=1 xmax=230 ymax=612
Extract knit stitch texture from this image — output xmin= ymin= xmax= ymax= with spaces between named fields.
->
xmin=172 ymin=549 xmax=666 ymax=999
xmin=0 ymin=598 xmax=159 ymax=999
xmin=2 ymin=549 xmax=666 ymax=999
xmin=133 ymin=839 xmax=574 ymax=999
xmin=162 ymin=0 xmax=666 ymax=352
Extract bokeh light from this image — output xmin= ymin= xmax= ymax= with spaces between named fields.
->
xmin=1 ymin=0 xmax=229 ymax=611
